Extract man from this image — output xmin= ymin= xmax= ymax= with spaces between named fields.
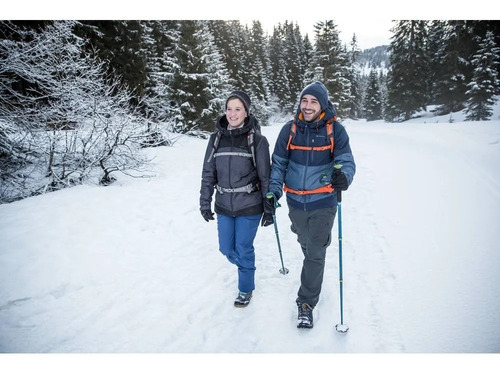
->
xmin=268 ymin=81 xmax=356 ymax=328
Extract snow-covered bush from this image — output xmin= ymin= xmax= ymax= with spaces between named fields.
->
xmin=0 ymin=21 xmax=154 ymax=203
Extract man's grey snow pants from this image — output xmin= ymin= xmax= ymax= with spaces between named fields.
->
xmin=288 ymin=205 xmax=337 ymax=308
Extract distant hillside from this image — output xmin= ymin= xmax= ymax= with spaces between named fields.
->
xmin=357 ymin=45 xmax=390 ymax=75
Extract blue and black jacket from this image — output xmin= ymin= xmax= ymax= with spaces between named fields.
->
xmin=269 ymin=103 xmax=356 ymax=211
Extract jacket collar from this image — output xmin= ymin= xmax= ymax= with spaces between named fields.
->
xmin=295 ymin=106 xmax=336 ymax=128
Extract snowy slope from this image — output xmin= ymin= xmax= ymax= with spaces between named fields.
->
xmin=1 ymin=104 xmax=500 ymax=362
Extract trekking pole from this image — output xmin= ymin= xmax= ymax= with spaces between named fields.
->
xmin=266 ymin=192 xmax=289 ymax=275
xmin=334 ymin=165 xmax=349 ymax=333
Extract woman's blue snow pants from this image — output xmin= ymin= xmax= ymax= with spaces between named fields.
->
xmin=217 ymin=214 xmax=261 ymax=293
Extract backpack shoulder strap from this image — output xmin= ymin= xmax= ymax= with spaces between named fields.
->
xmin=286 ymin=122 xmax=297 ymax=151
xmin=207 ymin=130 xmax=222 ymax=163
xmin=286 ymin=120 xmax=334 ymax=154
xmin=247 ymin=127 xmax=256 ymax=167
xmin=326 ymin=118 xmax=335 ymax=154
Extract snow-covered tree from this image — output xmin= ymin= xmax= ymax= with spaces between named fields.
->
xmin=268 ymin=24 xmax=290 ymax=112
xmin=138 ymin=20 xmax=180 ymax=146
xmin=301 ymin=34 xmax=314 ymax=84
xmin=431 ymin=21 xmax=473 ymax=114
xmin=308 ymin=20 xmax=351 ymax=117
xmin=0 ymin=21 xmax=151 ymax=202
xmin=199 ymin=21 xmax=232 ymax=126
xmin=207 ymin=21 xmax=237 ymax=90
xmin=169 ymin=20 xmax=230 ymax=133
xmin=385 ymin=20 xmax=431 ymax=121
xmin=247 ymin=21 xmax=272 ymax=125
xmin=465 ymin=31 xmax=500 ymax=121
xmin=141 ymin=21 xmax=178 ymax=121
xmin=76 ymin=21 xmax=148 ymax=102
xmin=346 ymin=34 xmax=363 ymax=119
xmin=282 ymin=21 xmax=305 ymax=111
xmin=364 ymin=70 xmax=384 ymax=121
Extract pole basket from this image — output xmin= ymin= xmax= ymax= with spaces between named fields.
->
xmin=335 ymin=323 xmax=349 ymax=333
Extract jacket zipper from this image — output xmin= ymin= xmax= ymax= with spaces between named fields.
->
xmin=229 ymin=132 xmax=234 ymax=215
xmin=302 ymin=121 xmax=321 ymax=211
xmin=302 ymin=126 xmax=310 ymax=211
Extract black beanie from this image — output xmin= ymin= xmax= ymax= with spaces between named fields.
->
xmin=299 ymin=81 xmax=329 ymax=111
xmin=226 ymin=91 xmax=251 ymax=113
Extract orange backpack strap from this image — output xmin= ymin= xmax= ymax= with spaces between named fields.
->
xmin=326 ymin=119 xmax=334 ymax=154
xmin=287 ymin=118 xmax=335 ymax=153
xmin=286 ymin=123 xmax=297 ymax=151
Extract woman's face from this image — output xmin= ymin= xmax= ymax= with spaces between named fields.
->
xmin=226 ymin=98 xmax=247 ymax=129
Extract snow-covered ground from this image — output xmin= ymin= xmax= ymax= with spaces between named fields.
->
xmin=1 ymin=104 xmax=500 ymax=370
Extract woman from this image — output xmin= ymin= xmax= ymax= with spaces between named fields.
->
xmin=200 ymin=91 xmax=274 ymax=307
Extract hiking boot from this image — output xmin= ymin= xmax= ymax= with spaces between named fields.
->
xmin=297 ymin=302 xmax=314 ymax=328
xmin=234 ymin=291 xmax=253 ymax=307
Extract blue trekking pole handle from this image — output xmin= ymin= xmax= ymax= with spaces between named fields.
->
xmin=334 ymin=164 xmax=342 ymax=203
xmin=266 ymin=192 xmax=289 ymax=275
xmin=334 ymin=165 xmax=348 ymax=333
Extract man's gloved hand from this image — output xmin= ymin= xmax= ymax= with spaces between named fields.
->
xmin=264 ymin=195 xmax=276 ymax=215
xmin=331 ymin=172 xmax=349 ymax=191
xmin=201 ymin=209 xmax=215 ymax=222
xmin=261 ymin=212 xmax=274 ymax=227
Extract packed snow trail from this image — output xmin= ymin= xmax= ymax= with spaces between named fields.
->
xmin=345 ymin=121 xmax=500 ymax=352
xmin=1 ymin=115 xmax=500 ymax=353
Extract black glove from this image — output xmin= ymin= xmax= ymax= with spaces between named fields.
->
xmin=264 ymin=195 xmax=276 ymax=215
xmin=331 ymin=172 xmax=349 ymax=191
xmin=261 ymin=212 xmax=274 ymax=227
xmin=201 ymin=209 xmax=215 ymax=222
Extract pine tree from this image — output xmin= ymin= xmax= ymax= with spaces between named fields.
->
xmin=224 ymin=21 xmax=247 ymax=89
xmin=346 ymin=34 xmax=363 ymax=119
xmin=385 ymin=20 xmax=431 ymax=121
xmin=77 ymin=21 xmax=148 ymax=102
xmin=237 ymin=24 xmax=254 ymax=93
xmin=207 ymin=20 xmax=238 ymax=89
xmin=432 ymin=21 xmax=474 ymax=114
xmin=295 ymin=23 xmax=308 ymax=85
xmin=364 ymin=70 xmax=383 ymax=121
xmin=282 ymin=21 xmax=304 ymax=111
xmin=169 ymin=20 xmax=230 ymax=133
xmin=268 ymin=24 xmax=290 ymax=112
xmin=141 ymin=20 xmax=179 ymax=130
xmin=427 ymin=20 xmax=445 ymax=106
xmin=308 ymin=20 xmax=351 ymax=117
xmin=471 ymin=21 xmax=500 ymax=80
xmin=207 ymin=20 xmax=272 ymax=124
xmin=302 ymin=34 xmax=314 ymax=84
xmin=200 ymin=21 xmax=232 ymax=125
xmin=465 ymin=31 xmax=500 ymax=121
xmin=247 ymin=21 xmax=272 ymax=125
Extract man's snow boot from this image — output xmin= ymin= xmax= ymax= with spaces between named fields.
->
xmin=234 ymin=291 xmax=253 ymax=307
xmin=297 ymin=301 xmax=314 ymax=328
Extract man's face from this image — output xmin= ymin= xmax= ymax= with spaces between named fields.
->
xmin=300 ymin=94 xmax=322 ymax=122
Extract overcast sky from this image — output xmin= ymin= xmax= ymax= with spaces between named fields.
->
xmin=255 ymin=19 xmax=393 ymax=50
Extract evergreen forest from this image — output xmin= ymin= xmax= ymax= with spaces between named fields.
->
xmin=1 ymin=20 xmax=499 ymax=202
